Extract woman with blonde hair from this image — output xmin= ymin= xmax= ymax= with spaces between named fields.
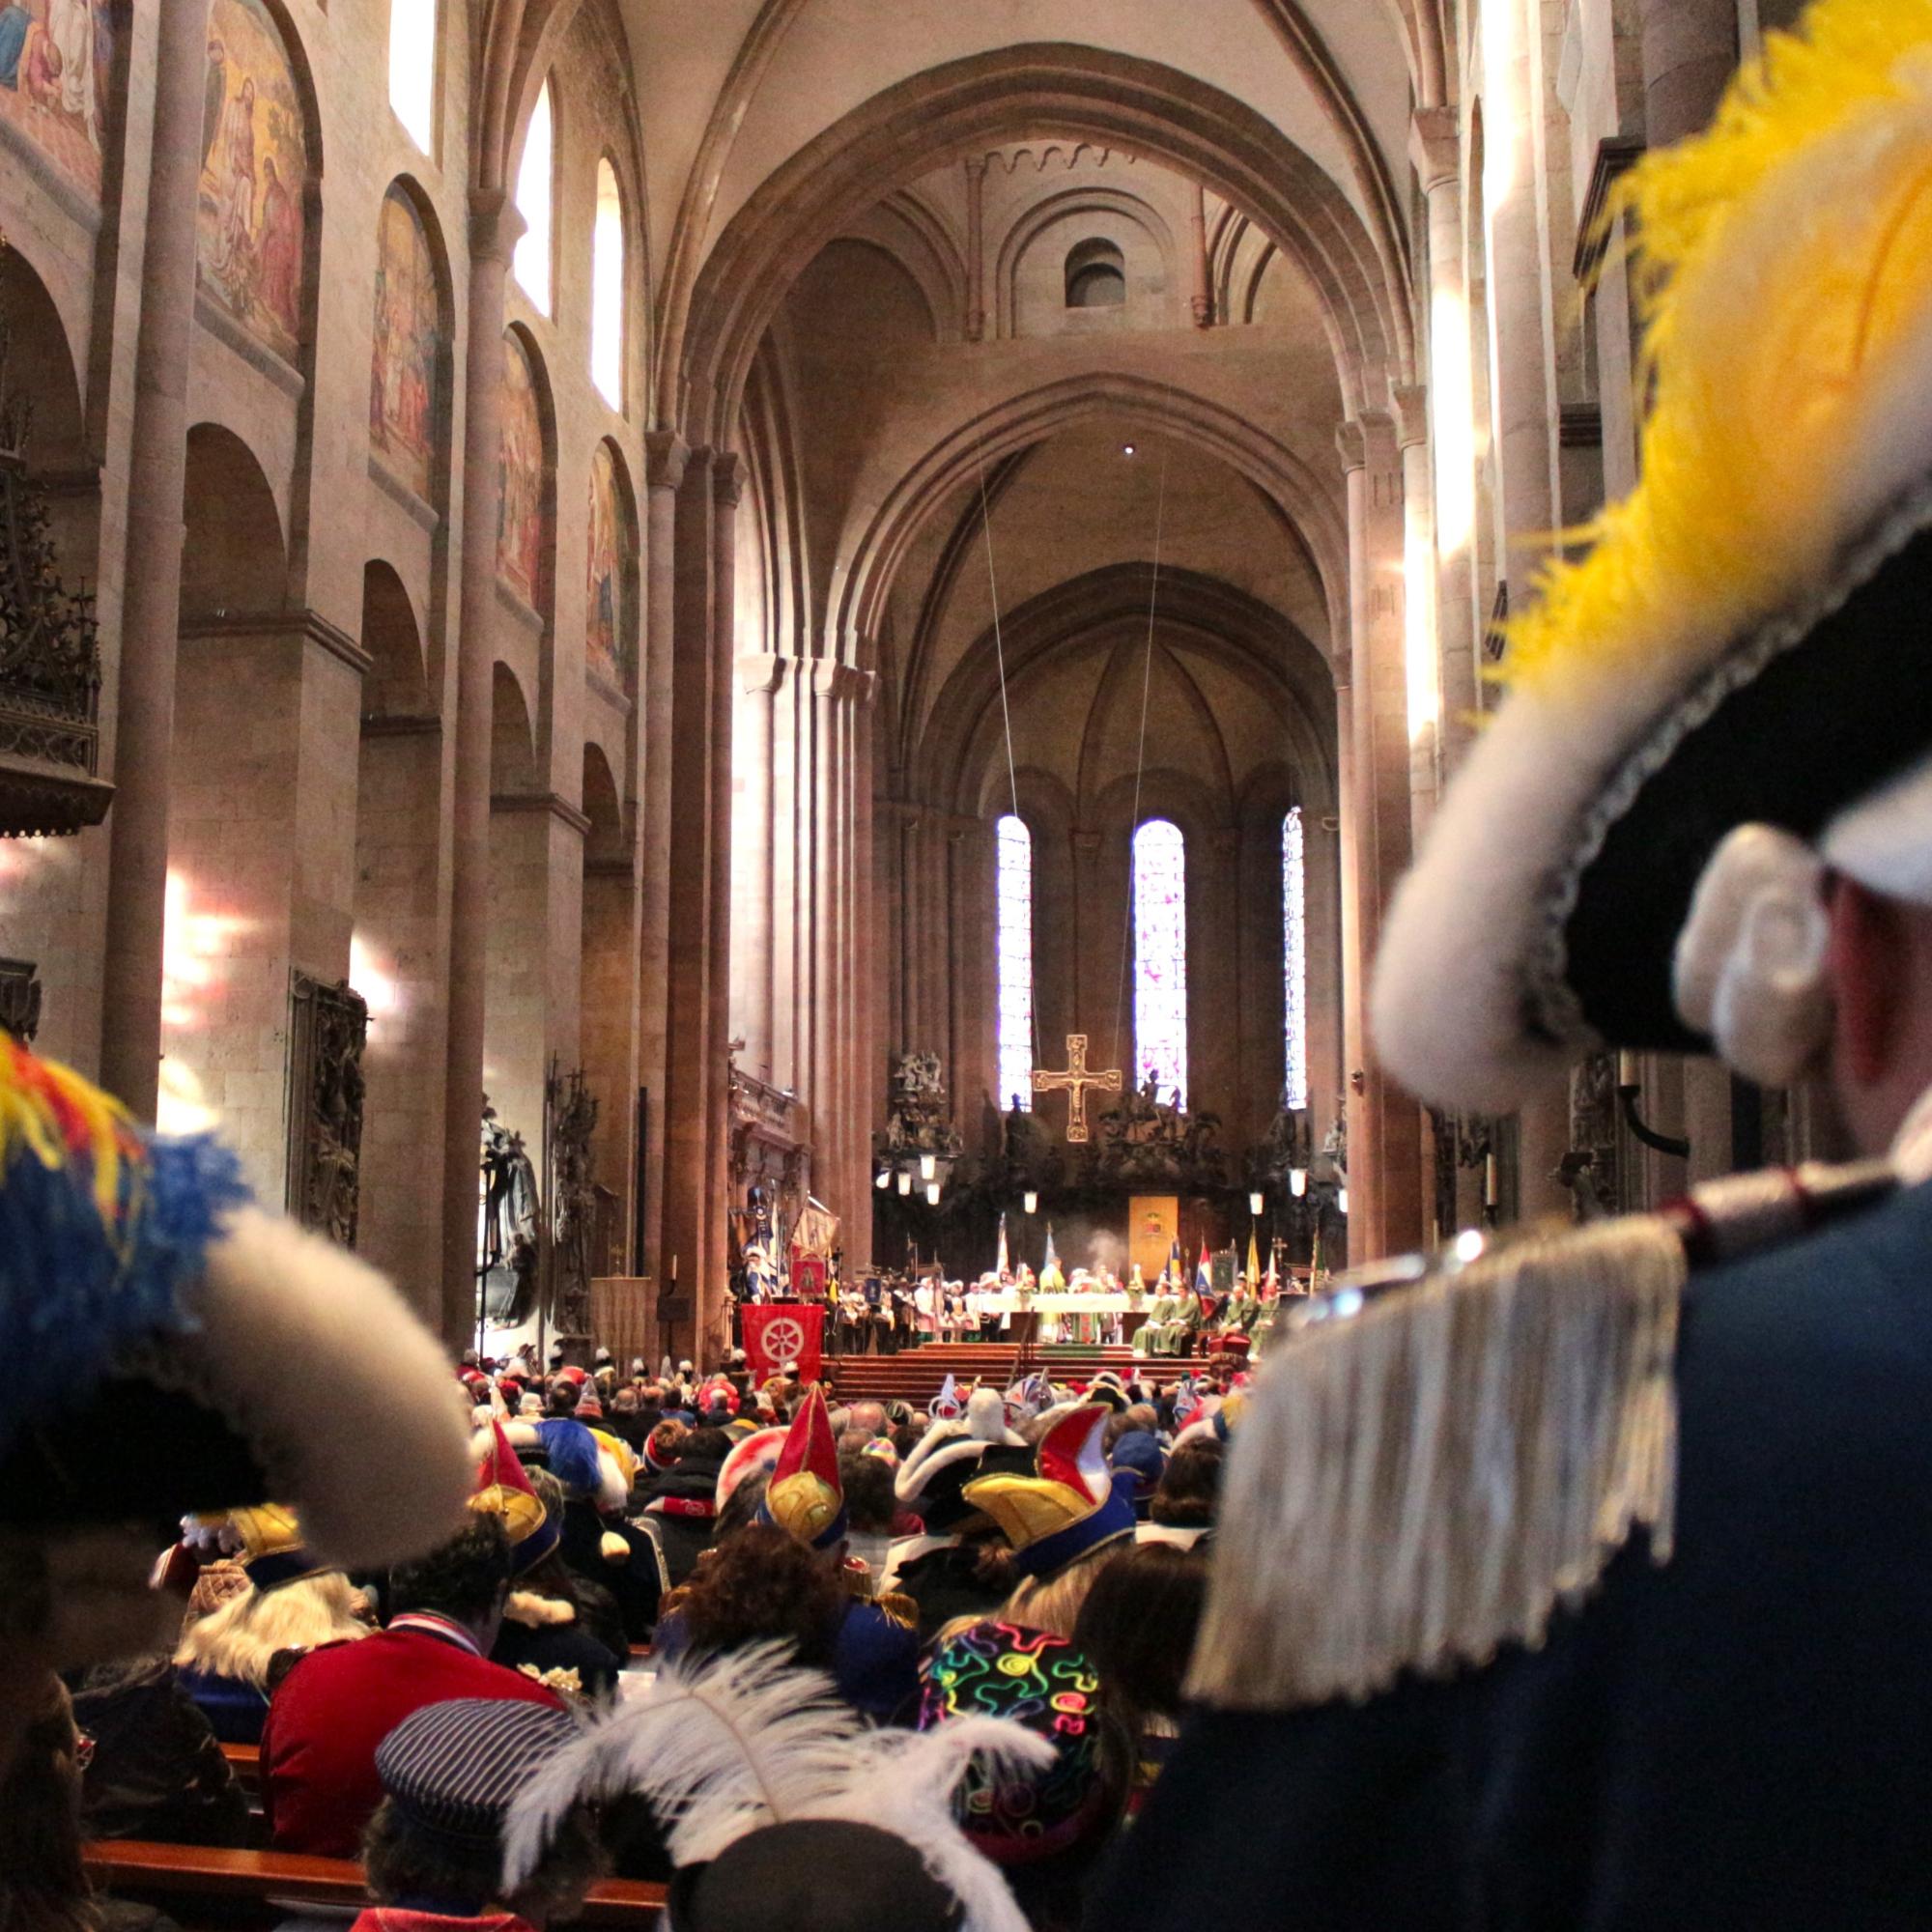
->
xmin=174 ymin=1508 xmax=372 ymax=1744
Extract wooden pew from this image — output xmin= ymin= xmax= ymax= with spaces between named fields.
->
xmin=84 ymin=1841 xmax=668 ymax=1926
xmin=219 ymin=1741 xmax=261 ymax=1795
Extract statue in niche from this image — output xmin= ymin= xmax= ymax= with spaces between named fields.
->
xmin=480 ymin=1096 xmax=540 ymax=1325
xmin=288 ymin=976 xmax=366 ymax=1248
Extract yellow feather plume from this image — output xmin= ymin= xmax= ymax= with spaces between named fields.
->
xmin=0 ymin=1034 xmax=136 ymax=1224
xmin=1506 ymin=0 xmax=1932 ymax=703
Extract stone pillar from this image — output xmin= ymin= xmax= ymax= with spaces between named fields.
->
xmin=810 ymin=662 xmax=840 ymax=1224
xmin=660 ymin=451 xmax=717 ymax=1333
xmin=99 ymin=0 xmax=214 ymax=1118
xmin=1336 ymin=415 xmax=1423 ymax=1262
xmin=964 ymin=157 xmax=988 ymax=343
xmin=1392 ymin=384 xmax=1438 ymax=835
xmin=852 ymin=678 xmax=880 ymax=1251
xmin=638 ymin=434 xmax=688 ymax=1283
xmin=1642 ymin=0 xmax=1737 ymax=148
xmin=1188 ymin=183 xmax=1213 ymax=327
xmin=1411 ymin=107 xmax=1480 ymax=779
xmin=733 ymin=654 xmax=783 ymax=1082
xmin=437 ymin=194 xmax=521 ymax=1346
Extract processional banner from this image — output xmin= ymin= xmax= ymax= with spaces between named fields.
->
xmin=743 ymin=1302 xmax=825 ymax=1383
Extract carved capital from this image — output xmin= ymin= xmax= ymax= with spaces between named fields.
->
xmin=737 ymin=653 xmax=785 ymax=696
xmin=644 ymin=431 xmax=690 ymax=494
xmin=1408 ymin=106 xmax=1460 ymax=194
xmin=469 ymin=188 xmax=526 ymax=266
xmin=712 ymin=450 xmax=746 ymax=509
xmin=1389 ymin=384 xmax=1429 ymax=450
xmin=1334 ymin=418 xmax=1368 ymax=473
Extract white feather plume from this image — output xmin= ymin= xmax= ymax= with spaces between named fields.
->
xmin=501 ymin=1644 xmax=1044 ymax=1932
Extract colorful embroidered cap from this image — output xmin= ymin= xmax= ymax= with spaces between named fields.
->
xmin=918 ymin=1621 xmax=1121 ymax=1867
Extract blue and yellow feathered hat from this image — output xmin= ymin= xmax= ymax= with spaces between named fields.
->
xmin=1376 ymin=0 xmax=1932 ymax=1110
xmin=0 ymin=1035 xmax=472 ymax=1655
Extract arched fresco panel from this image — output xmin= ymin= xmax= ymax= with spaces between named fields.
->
xmin=496 ymin=329 xmax=544 ymax=605
xmin=370 ymin=184 xmax=441 ymax=499
xmin=198 ymin=0 xmax=308 ymax=362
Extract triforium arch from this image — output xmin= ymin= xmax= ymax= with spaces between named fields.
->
xmin=834 ymin=372 xmax=1350 ymax=680
xmin=666 ymin=43 xmax=1412 ymax=444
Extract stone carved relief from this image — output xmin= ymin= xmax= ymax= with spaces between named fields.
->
xmin=546 ymin=1062 xmax=598 ymax=1340
xmin=0 ymin=954 xmax=40 ymax=1040
xmin=287 ymin=974 xmax=366 ymax=1247
xmin=1560 ymin=1050 xmax=1622 ymax=1222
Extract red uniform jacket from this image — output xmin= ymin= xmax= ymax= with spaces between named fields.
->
xmin=260 ymin=1621 xmax=562 ymax=1857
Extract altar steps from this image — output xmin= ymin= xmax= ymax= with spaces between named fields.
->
xmin=825 ymin=1343 xmax=1215 ymax=1407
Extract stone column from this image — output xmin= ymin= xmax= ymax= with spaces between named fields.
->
xmin=99 ymin=0 xmax=214 ymax=1119
xmin=1336 ymin=415 xmax=1423 ymax=1262
xmin=964 ymin=157 xmax=988 ymax=343
xmin=810 ymin=662 xmax=840 ymax=1223
xmin=1410 ymin=107 xmax=1480 ymax=779
xmin=701 ymin=454 xmax=742 ymax=1359
xmin=660 ymin=451 xmax=717 ymax=1332
xmin=1188 ymin=183 xmax=1213 ymax=327
xmin=733 ymin=654 xmax=783 ymax=1082
xmin=1392 ymin=384 xmax=1438 ymax=835
xmin=1642 ymin=0 xmax=1737 ymax=147
xmin=637 ymin=434 xmax=688 ymax=1283
xmin=436 ymin=193 xmax=521 ymax=1345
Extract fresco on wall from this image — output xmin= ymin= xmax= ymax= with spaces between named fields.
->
xmin=585 ymin=444 xmax=629 ymax=688
xmin=197 ymin=0 xmax=307 ymax=363
xmin=370 ymin=186 xmax=440 ymax=499
xmin=0 ymin=0 xmax=114 ymax=197
xmin=497 ymin=332 xmax=544 ymax=605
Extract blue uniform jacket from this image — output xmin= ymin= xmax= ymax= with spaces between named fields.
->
xmin=1095 ymin=1177 xmax=1932 ymax=1930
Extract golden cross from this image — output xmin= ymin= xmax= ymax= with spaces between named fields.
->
xmin=1032 ymin=1033 xmax=1122 ymax=1144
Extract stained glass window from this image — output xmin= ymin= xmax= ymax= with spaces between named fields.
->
xmin=995 ymin=815 xmax=1035 ymax=1110
xmin=1133 ymin=818 xmax=1188 ymax=1107
xmin=513 ymin=79 xmax=554 ymax=315
xmin=591 ymin=159 xmax=625 ymax=409
xmin=1283 ymin=807 xmax=1308 ymax=1112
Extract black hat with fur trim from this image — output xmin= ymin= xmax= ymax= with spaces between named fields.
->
xmin=1373 ymin=6 xmax=1932 ymax=1111
xmin=0 ymin=1036 xmax=472 ymax=1665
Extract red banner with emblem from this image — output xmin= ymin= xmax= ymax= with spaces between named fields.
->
xmin=743 ymin=1302 xmax=825 ymax=1384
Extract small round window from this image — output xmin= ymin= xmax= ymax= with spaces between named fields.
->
xmin=1065 ymin=238 xmax=1127 ymax=308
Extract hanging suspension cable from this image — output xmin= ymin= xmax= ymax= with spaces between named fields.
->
xmin=1112 ymin=437 xmax=1171 ymax=1069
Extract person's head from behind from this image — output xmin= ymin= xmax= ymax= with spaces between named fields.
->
xmin=1151 ymin=1439 xmax=1223 ymax=1529
xmin=174 ymin=1568 xmax=372 ymax=1688
xmin=547 ymin=1381 xmax=580 ymax=1418
xmin=388 ymin=1516 xmax=513 ymax=1651
xmin=838 ymin=1450 xmax=896 ymax=1539
xmin=673 ymin=1523 xmax=844 ymax=1668
xmin=0 ymin=1672 xmax=88 ymax=1932
xmin=365 ymin=1697 xmax=601 ymax=1924
xmin=679 ymin=1426 xmax=734 ymax=1465
xmin=611 ymin=1386 xmax=639 ymax=1417
xmin=1071 ymin=1543 xmax=1209 ymax=1727
xmin=846 ymin=1401 xmax=887 ymax=1440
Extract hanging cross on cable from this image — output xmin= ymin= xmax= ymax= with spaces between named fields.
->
xmin=1033 ymin=1034 xmax=1122 ymax=1145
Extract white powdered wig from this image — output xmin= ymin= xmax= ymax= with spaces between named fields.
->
xmin=502 ymin=1644 xmax=1047 ymax=1932
xmin=966 ymin=1386 xmax=1024 ymax=1445
xmin=178 ymin=1208 xmax=473 ymax=1571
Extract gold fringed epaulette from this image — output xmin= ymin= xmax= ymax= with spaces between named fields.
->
xmin=1188 ymin=1159 xmax=1897 ymax=1716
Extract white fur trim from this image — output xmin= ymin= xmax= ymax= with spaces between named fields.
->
xmin=1376 ymin=273 xmax=1932 ymax=1114
xmin=505 ymin=1590 xmax=577 ymax=1629
xmin=1823 ymin=750 xmax=1932 ymax=907
xmin=182 ymin=1208 xmax=473 ymax=1572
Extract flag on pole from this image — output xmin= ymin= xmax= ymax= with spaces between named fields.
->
xmin=932 ymin=1373 xmax=960 ymax=1420
xmin=1167 ymin=1236 xmax=1183 ymax=1288
xmin=1246 ymin=1224 xmax=1261 ymax=1287
xmin=1264 ymin=1241 xmax=1280 ymax=1297
xmin=1042 ymin=1222 xmax=1060 ymax=1273
xmin=1196 ymin=1238 xmax=1212 ymax=1293
xmin=997 ymin=1212 xmax=1010 ymax=1279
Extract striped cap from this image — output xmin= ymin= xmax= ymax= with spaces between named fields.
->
xmin=376 ymin=1698 xmax=578 ymax=1851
